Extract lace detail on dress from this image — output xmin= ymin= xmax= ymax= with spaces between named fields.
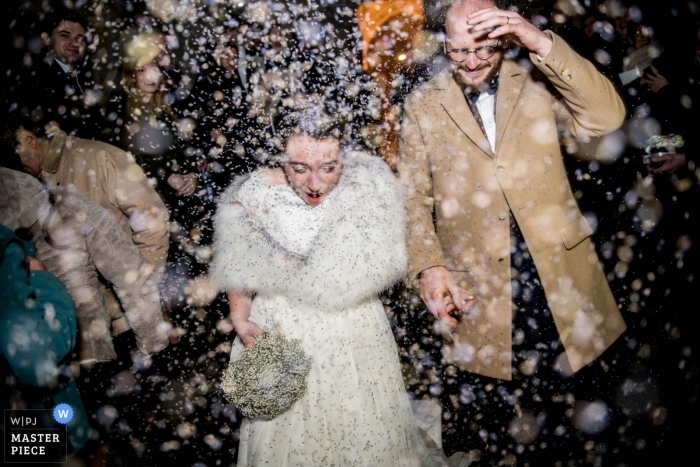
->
xmin=236 ymin=171 xmax=328 ymax=257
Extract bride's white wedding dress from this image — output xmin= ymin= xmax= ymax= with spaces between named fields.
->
xmin=211 ymin=152 xmax=445 ymax=467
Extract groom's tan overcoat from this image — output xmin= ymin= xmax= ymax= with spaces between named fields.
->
xmin=398 ymin=32 xmax=627 ymax=380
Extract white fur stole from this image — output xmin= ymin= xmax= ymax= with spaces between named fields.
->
xmin=210 ymin=151 xmax=408 ymax=311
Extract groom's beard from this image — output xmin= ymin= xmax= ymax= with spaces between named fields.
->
xmin=452 ymin=54 xmax=504 ymax=93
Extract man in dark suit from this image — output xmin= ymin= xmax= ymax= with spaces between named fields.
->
xmin=11 ymin=9 xmax=101 ymax=139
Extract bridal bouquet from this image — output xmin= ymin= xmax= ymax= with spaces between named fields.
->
xmin=221 ymin=327 xmax=312 ymax=419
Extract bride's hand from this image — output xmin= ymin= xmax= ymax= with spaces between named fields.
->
xmin=234 ymin=320 xmax=264 ymax=347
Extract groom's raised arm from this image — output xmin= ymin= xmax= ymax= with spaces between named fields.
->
xmin=532 ymin=31 xmax=626 ymax=138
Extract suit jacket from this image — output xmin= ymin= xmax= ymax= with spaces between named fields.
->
xmin=13 ymin=57 xmax=102 ymax=139
xmin=398 ymin=32 xmax=627 ymax=380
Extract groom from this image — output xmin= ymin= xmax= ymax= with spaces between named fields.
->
xmin=399 ymin=0 xmax=627 ymax=462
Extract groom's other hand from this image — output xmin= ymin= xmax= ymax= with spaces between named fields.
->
xmin=419 ymin=266 xmax=473 ymax=328
xmin=445 ymin=288 xmax=476 ymax=315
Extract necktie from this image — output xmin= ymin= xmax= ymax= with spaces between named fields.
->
xmin=68 ymin=70 xmax=84 ymax=96
xmin=464 ymin=75 xmax=499 ymax=140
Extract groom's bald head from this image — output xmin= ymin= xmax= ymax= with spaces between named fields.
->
xmin=445 ymin=0 xmax=497 ymax=37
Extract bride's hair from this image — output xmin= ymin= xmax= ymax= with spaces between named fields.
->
xmin=274 ymin=95 xmax=352 ymax=144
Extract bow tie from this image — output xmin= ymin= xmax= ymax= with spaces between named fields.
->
xmin=466 ymin=75 xmax=500 ymax=103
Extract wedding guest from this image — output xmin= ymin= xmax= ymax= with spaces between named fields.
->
xmin=1 ymin=114 xmax=169 ymax=353
xmin=108 ymin=33 xmax=212 ymax=312
xmin=0 ymin=164 xmax=169 ymax=463
xmin=110 ymin=34 xmax=199 ymax=204
xmin=9 ymin=9 xmax=102 ymax=139
xmin=622 ymin=22 xmax=664 ymax=73
xmin=398 ymin=0 xmax=627 ymax=463
xmin=0 ymin=167 xmax=169 ymax=366
xmin=636 ymin=22 xmax=698 ymax=173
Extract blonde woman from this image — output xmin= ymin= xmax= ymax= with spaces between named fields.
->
xmin=110 ymin=33 xmax=197 ymax=205
xmin=108 ymin=33 xmax=207 ymax=312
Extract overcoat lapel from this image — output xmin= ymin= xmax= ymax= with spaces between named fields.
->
xmin=436 ymin=72 xmax=494 ymax=159
xmin=495 ymin=60 xmax=527 ymax=155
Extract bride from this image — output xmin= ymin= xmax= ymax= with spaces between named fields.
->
xmin=210 ymin=104 xmax=448 ymax=466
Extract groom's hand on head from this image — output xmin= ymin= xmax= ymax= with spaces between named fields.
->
xmin=467 ymin=7 xmax=554 ymax=59
xmin=419 ymin=266 xmax=474 ymax=328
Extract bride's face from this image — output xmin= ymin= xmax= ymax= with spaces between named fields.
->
xmin=283 ymin=134 xmax=342 ymax=206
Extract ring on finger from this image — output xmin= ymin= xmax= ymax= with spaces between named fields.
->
xmin=506 ymin=16 xmax=509 ymax=24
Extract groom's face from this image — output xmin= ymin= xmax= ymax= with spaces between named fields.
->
xmin=445 ymin=11 xmax=504 ymax=92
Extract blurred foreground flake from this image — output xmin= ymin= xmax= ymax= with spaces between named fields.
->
xmin=442 ymin=341 xmax=476 ymax=367
xmin=146 ymin=0 xmax=193 ymax=23
xmin=508 ymin=411 xmax=539 ymax=444
xmin=216 ymin=341 xmax=232 ymax=354
xmin=216 ymin=317 xmax=234 ymax=334
xmin=159 ymin=440 xmax=181 ymax=452
xmin=553 ymin=351 xmax=575 ymax=377
xmin=571 ymin=400 xmax=610 ymax=434
xmin=517 ymin=351 xmax=539 ymax=376
xmin=594 ymin=49 xmax=611 ymax=66
xmin=615 ymin=372 xmax=659 ymax=417
xmin=636 ymin=199 xmax=663 ymax=232
xmin=113 ymin=370 xmax=139 ymax=396
xmin=176 ymin=421 xmax=197 ymax=439
xmin=204 ymin=433 xmax=223 ymax=451
xmin=592 ymin=129 xmax=626 ymax=163
xmin=96 ymin=405 xmax=119 ymax=427
xmin=650 ymin=406 xmax=668 ymax=425
xmin=185 ymin=275 xmax=217 ymax=307
xmin=132 ymin=351 xmax=154 ymax=371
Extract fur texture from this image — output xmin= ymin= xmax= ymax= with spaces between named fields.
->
xmin=210 ymin=151 xmax=407 ymax=310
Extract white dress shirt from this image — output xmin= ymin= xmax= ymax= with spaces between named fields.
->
xmin=474 ymin=92 xmax=497 ymax=152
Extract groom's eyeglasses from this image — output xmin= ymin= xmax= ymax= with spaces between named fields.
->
xmin=445 ymin=39 xmax=500 ymax=62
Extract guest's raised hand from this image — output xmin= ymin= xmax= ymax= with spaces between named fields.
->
xmin=467 ymin=7 xmax=553 ymax=59
xmin=419 ymin=266 xmax=472 ymax=328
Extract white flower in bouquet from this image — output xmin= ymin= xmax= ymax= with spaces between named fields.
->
xmin=645 ymin=134 xmax=685 ymax=153
xmin=221 ymin=327 xmax=312 ymax=419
